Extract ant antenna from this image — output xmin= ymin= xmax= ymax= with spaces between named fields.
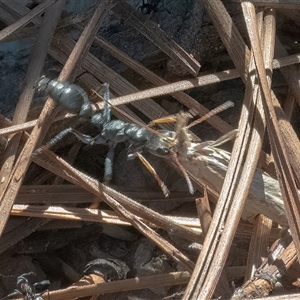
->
xmin=187 ymin=101 xmax=234 ymax=129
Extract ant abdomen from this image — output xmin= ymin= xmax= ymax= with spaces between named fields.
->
xmin=35 ymin=77 xmax=94 ymax=118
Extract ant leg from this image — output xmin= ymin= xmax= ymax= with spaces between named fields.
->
xmin=103 ymin=143 xmax=116 ymax=182
xmin=90 ymin=83 xmax=111 ymax=129
xmin=210 ymin=129 xmax=238 ymax=147
xmin=0 ymin=290 xmax=22 ymax=300
xmin=147 ymin=115 xmax=177 ymax=127
xmin=78 ymin=135 xmax=114 ymax=182
xmin=134 ymin=152 xmax=170 ymax=198
xmin=40 ymin=126 xmax=112 ymax=181
xmin=69 ymin=129 xmax=94 ymax=145
xmin=35 ymin=128 xmax=74 ymax=153
xmin=18 ymin=272 xmax=36 ymax=280
xmin=187 ymin=101 xmax=234 ymax=129
xmin=32 ymin=280 xmax=50 ymax=294
xmin=35 ymin=127 xmax=102 ymax=157
xmin=35 ymin=128 xmax=94 ymax=155
xmin=101 ymin=83 xmax=111 ymax=124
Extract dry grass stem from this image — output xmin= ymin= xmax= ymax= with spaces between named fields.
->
xmin=244 ymin=214 xmax=272 ymax=281
xmin=272 ymin=93 xmax=300 ymax=187
xmin=196 ymin=189 xmax=232 ymax=298
xmin=0 ymin=119 xmax=37 ymax=137
xmin=243 ymin=10 xmax=275 ymax=283
xmin=254 ymin=294 xmax=300 ymax=300
xmin=0 ymin=113 xmax=75 ymax=137
xmin=15 ymin=184 xmax=197 ymax=204
xmin=37 ymin=271 xmax=190 ymax=300
xmin=93 ymin=53 xmax=300 ymax=111
xmin=282 ymin=91 xmax=295 ymax=121
xmin=11 ymin=204 xmax=203 ymax=230
xmin=10 ymin=202 xmax=282 ymax=239
xmin=243 ymin=3 xmax=300 ymax=258
xmin=274 ymin=37 xmax=300 ymax=106
xmin=229 ymin=0 xmax=300 ymax=9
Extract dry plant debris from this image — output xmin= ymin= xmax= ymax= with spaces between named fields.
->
xmin=0 ymin=0 xmax=300 ymax=299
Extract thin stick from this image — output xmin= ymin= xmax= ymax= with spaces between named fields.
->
xmin=15 ymin=184 xmax=197 ymax=204
xmin=10 ymin=203 xmax=282 ymax=240
xmin=229 ymin=0 xmax=300 ymax=9
xmin=244 ymin=214 xmax=272 ymax=281
xmin=41 ymin=272 xmax=191 ymax=300
xmin=274 ymin=36 xmax=300 ymax=107
xmin=183 ymin=8 xmax=267 ymax=299
xmin=11 ymin=204 xmax=202 ymax=230
xmin=244 ymin=3 xmax=300 ymax=258
xmin=0 ymin=113 xmax=76 ymax=137
xmin=93 ymin=54 xmax=300 ymax=110
xmin=195 ymin=188 xmax=232 ymax=298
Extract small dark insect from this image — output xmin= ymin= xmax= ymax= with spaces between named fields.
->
xmin=35 ymin=76 xmax=94 ymax=118
xmin=0 ymin=272 xmax=50 ymax=300
xmin=139 ymin=0 xmax=160 ymax=14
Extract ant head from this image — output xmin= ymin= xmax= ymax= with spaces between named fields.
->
xmin=145 ymin=130 xmax=175 ymax=157
xmin=34 ymin=76 xmax=50 ymax=92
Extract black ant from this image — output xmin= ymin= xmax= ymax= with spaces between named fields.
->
xmin=0 ymin=272 xmax=50 ymax=300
